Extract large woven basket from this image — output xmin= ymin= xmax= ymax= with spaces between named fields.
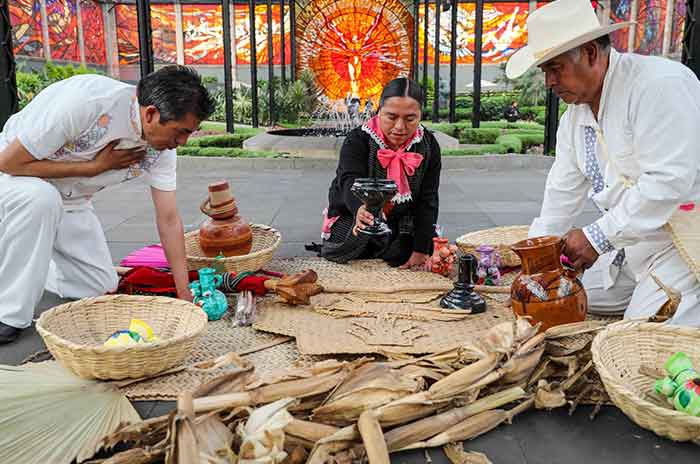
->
xmin=456 ymin=225 xmax=529 ymax=268
xmin=185 ymin=224 xmax=281 ymax=273
xmin=36 ymin=294 xmax=208 ymax=380
xmin=592 ymin=320 xmax=700 ymax=442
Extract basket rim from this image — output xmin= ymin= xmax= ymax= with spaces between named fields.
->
xmin=456 ymin=225 xmax=530 ymax=246
xmin=185 ymin=223 xmax=281 ymax=263
xmin=591 ymin=319 xmax=700 ymax=427
xmin=35 ymin=294 xmax=208 ymax=354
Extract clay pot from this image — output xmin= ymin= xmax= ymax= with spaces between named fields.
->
xmin=510 ymin=236 xmax=587 ymax=332
xmin=198 ymin=181 xmax=253 ymax=257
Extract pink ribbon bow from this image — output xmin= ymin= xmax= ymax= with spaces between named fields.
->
xmin=377 ymin=149 xmax=424 ymax=201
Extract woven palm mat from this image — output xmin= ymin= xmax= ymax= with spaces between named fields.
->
xmin=121 ymin=305 xmax=325 ymax=401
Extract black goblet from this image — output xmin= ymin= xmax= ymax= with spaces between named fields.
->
xmin=440 ymin=254 xmax=487 ymax=313
xmin=350 ymin=178 xmax=398 ymax=236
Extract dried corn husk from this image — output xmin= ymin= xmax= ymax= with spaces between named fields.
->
xmin=284 ymin=419 xmax=339 ymax=443
xmin=357 ymin=410 xmax=390 ymax=464
xmin=443 ymin=443 xmax=493 ymax=464
xmin=534 ymin=380 xmax=567 ymax=410
xmin=195 ymin=412 xmax=236 ymax=463
xmin=398 ymin=410 xmax=508 ymax=450
xmin=238 ymin=398 xmax=296 ymax=464
xmin=385 ymin=387 xmax=525 ymax=451
xmin=375 ymin=391 xmax=446 ymax=426
xmin=0 ymin=363 xmax=140 ymax=464
xmin=166 ymin=392 xmax=200 ymax=464
xmin=428 ymin=353 xmax=500 ymax=400
xmin=312 ymin=363 xmax=419 ymax=425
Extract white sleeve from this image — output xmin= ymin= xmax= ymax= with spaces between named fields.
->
xmin=143 ymin=148 xmax=177 ymax=191
xmin=594 ymin=76 xmax=700 ymax=250
xmin=16 ymin=90 xmax=99 ymax=160
xmin=529 ymin=110 xmax=589 ymax=238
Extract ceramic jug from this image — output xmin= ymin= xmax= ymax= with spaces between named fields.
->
xmin=198 ymin=180 xmax=253 ymax=257
xmin=510 ymin=236 xmax=587 ymax=332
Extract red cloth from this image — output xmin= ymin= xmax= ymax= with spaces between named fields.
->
xmin=117 ymin=266 xmax=270 ymax=296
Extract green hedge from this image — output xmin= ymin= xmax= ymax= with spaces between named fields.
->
xmin=458 ymin=128 xmax=501 ymax=144
xmin=495 ymin=134 xmax=523 ymax=153
xmin=442 ymin=145 xmax=506 ymax=156
xmin=479 ymin=120 xmax=545 ymax=130
xmin=177 ymin=146 xmax=280 ymax=158
xmin=186 ymin=129 xmax=263 ymax=148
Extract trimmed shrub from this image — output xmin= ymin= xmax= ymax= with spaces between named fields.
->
xmin=457 ymin=128 xmax=501 ymax=144
xmin=495 ymin=134 xmax=523 ymax=153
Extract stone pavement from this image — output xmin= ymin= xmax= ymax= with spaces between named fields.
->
xmin=1 ymin=158 xmax=698 ymax=463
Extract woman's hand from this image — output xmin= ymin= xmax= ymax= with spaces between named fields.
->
xmin=400 ymin=252 xmax=431 ymax=272
xmin=352 ymin=205 xmax=375 ymax=236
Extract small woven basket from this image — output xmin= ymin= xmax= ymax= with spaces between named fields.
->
xmin=592 ymin=320 xmax=700 ymax=442
xmin=456 ymin=225 xmax=529 ymax=268
xmin=36 ymin=294 xmax=208 ymax=380
xmin=185 ymin=224 xmax=281 ymax=273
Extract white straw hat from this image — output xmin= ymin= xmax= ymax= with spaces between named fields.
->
xmin=505 ymin=0 xmax=634 ymax=79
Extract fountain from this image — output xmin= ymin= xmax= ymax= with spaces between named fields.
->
xmin=243 ymin=97 xmax=459 ymax=157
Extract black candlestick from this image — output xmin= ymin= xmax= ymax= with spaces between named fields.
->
xmin=350 ymin=178 xmax=397 ymax=237
xmin=440 ymin=254 xmax=487 ymax=313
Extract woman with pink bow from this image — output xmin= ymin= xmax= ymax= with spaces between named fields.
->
xmin=317 ymin=78 xmax=442 ymax=270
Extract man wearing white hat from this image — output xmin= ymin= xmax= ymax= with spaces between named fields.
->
xmin=507 ymin=0 xmax=700 ymax=326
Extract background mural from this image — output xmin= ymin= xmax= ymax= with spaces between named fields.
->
xmin=610 ymin=0 xmax=631 ymax=50
xmin=183 ymin=4 xmax=224 ymax=64
xmin=116 ymin=4 xmax=177 ymax=65
xmin=46 ymin=0 xmax=79 ymax=61
xmin=80 ymin=0 xmax=106 ymax=64
xmin=418 ymin=3 xmax=529 ymax=64
xmin=296 ymin=0 xmax=413 ymax=102
xmin=10 ymin=0 xmax=44 ymax=58
xmin=234 ymin=5 xmax=292 ymax=65
xmin=634 ymin=0 xmax=665 ymax=55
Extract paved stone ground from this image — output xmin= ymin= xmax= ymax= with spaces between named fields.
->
xmin=1 ymin=160 xmax=698 ymax=463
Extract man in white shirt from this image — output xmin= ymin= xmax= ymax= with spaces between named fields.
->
xmin=0 ymin=65 xmax=215 ymax=343
xmin=506 ymin=0 xmax=700 ymax=326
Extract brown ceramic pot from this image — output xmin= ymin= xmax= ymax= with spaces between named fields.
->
xmin=198 ymin=181 xmax=253 ymax=257
xmin=510 ymin=236 xmax=587 ymax=332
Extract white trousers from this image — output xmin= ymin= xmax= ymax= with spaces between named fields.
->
xmin=0 ymin=175 xmax=118 ymax=328
xmin=583 ymin=243 xmax=700 ymax=327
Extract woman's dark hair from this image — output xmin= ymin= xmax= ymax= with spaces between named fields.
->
xmin=137 ymin=65 xmax=216 ymax=123
xmin=378 ymin=77 xmax=423 ymax=108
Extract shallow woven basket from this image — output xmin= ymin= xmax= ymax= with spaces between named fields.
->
xmin=456 ymin=225 xmax=529 ymax=267
xmin=36 ymin=294 xmax=208 ymax=380
xmin=185 ymin=224 xmax=281 ymax=273
xmin=592 ymin=320 xmax=700 ymax=442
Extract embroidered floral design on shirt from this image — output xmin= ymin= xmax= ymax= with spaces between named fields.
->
xmin=125 ymin=146 xmax=161 ymax=181
xmin=50 ymin=114 xmax=112 ymax=160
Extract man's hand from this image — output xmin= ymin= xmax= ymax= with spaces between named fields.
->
xmin=91 ymin=141 xmax=146 ymax=175
xmin=399 ymin=252 xmax=430 ymax=272
xmin=177 ymin=286 xmax=193 ymax=302
xmin=562 ymin=228 xmax=599 ymax=271
xmin=352 ymin=205 xmax=374 ymax=236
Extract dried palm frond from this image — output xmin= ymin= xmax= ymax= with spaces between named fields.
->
xmin=166 ymin=392 xmax=199 ymax=464
xmin=0 ymin=362 xmax=140 ymax=464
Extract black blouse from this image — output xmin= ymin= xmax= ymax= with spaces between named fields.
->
xmin=326 ymin=125 xmax=441 ymax=254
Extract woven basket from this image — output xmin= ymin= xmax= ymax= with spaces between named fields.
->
xmin=185 ymin=224 xmax=281 ymax=273
xmin=36 ymin=294 xmax=208 ymax=380
xmin=592 ymin=320 xmax=700 ymax=442
xmin=456 ymin=225 xmax=529 ymax=267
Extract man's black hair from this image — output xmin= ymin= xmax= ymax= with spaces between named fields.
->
xmin=137 ymin=65 xmax=216 ymax=123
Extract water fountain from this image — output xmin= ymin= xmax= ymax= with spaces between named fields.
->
xmin=242 ymin=94 xmax=458 ymax=159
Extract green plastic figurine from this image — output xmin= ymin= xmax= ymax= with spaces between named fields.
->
xmin=654 ymin=352 xmax=700 ymax=416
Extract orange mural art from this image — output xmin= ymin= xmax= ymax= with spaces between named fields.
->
xmin=234 ymin=5 xmax=292 ymax=65
xmin=418 ymin=3 xmax=529 ymax=64
xmin=296 ymin=0 xmax=413 ymax=103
